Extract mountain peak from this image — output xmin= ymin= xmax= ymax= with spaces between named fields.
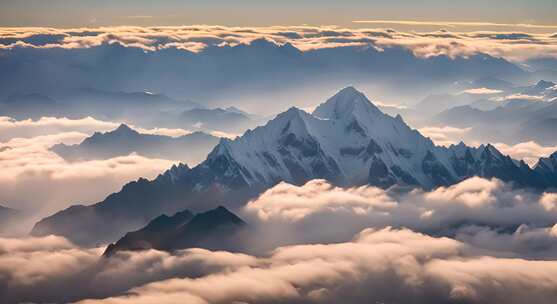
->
xmin=312 ymin=86 xmax=382 ymax=120
xmin=273 ymin=106 xmax=309 ymax=124
xmin=184 ymin=206 xmax=246 ymax=233
xmin=113 ymin=123 xmax=137 ymax=134
xmin=103 ymin=206 xmax=246 ymax=256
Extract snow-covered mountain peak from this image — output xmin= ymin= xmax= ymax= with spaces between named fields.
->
xmin=479 ymin=143 xmax=506 ymax=160
xmin=312 ymin=86 xmax=382 ymax=120
xmin=200 ymin=88 xmax=449 ymax=188
xmin=278 ymin=106 xmax=308 ymax=119
xmin=190 ymin=86 xmax=557 ymax=193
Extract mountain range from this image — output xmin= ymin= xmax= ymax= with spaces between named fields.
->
xmin=432 ymin=81 xmax=557 ymax=145
xmin=414 ymin=79 xmax=556 ymax=115
xmin=0 ymin=88 xmax=200 ymax=121
xmin=103 ymin=206 xmax=246 ymax=256
xmin=0 ymin=39 xmax=535 ymax=115
xmin=0 ymin=88 xmax=266 ymax=136
xmin=31 ymin=87 xmax=557 ymax=246
xmin=51 ymin=124 xmax=219 ymax=164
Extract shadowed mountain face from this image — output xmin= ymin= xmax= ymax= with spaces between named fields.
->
xmin=30 ymin=87 xmax=557 ymax=246
xmin=103 ymin=206 xmax=247 ymax=256
xmin=535 ymin=152 xmax=557 ymax=185
xmin=51 ymin=124 xmax=219 ymax=165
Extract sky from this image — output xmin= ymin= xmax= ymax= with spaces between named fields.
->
xmin=1 ymin=0 xmax=557 ymax=32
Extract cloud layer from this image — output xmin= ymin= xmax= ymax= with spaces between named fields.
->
xmin=244 ymin=178 xmax=557 ymax=257
xmin=1 ymin=177 xmax=557 ymax=303
xmin=0 ymin=116 xmax=184 ymax=233
xmin=0 ymin=116 xmax=193 ymax=142
xmin=1 ymin=25 xmax=556 ymax=61
xmin=419 ymin=126 xmax=557 ymax=166
xmin=3 ymin=227 xmax=557 ymax=304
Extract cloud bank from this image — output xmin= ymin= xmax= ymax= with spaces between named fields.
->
xmin=1 ymin=177 xmax=557 ymax=303
xmin=0 ymin=116 xmax=194 ymax=142
xmin=244 ymin=178 xmax=557 ymax=256
xmin=1 ymin=25 xmax=556 ymax=61
xmin=0 ymin=117 xmax=184 ymax=233
xmin=419 ymin=126 xmax=557 ymax=166
xmin=3 ymin=227 xmax=557 ymax=304
xmin=82 ymin=228 xmax=557 ymax=304
xmin=352 ymin=20 xmax=557 ymax=30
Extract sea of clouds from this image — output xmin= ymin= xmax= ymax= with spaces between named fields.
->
xmin=1 ymin=25 xmax=557 ymax=61
xmin=2 ymin=177 xmax=557 ymax=303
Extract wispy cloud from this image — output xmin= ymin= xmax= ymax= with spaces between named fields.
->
xmin=352 ymin=20 xmax=557 ymax=29
xmin=0 ymin=117 xmax=186 ymax=226
xmin=418 ymin=126 xmax=472 ymax=147
xmin=460 ymin=88 xmax=503 ymax=95
xmin=3 ymin=177 xmax=557 ymax=303
xmin=124 ymin=16 xmax=155 ymax=19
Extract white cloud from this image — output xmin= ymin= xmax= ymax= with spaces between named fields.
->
xmin=0 ymin=116 xmax=117 ymax=141
xmin=460 ymin=87 xmax=503 ymax=95
xmin=492 ymin=93 xmax=546 ymax=102
xmin=1 ymin=25 xmax=557 ymax=61
xmin=352 ymin=20 xmax=557 ymax=30
xmin=2 ymin=178 xmax=557 ymax=303
xmin=243 ymin=178 xmax=557 ymax=251
xmin=0 ymin=131 xmax=176 ymax=230
xmin=245 ymin=179 xmax=396 ymax=222
xmin=418 ymin=126 xmax=472 ymax=147
xmin=0 ymin=116 xmax=222 ymax=234
xmin=75 ymin=227 xmax=557 ymax=304
xmin=0 ymin=116 xmax=194 ymax=141
xmin=417 ymin=127 xmax=557 ymax=166
xmin=493 ymin=141 xmax=557 ymax=166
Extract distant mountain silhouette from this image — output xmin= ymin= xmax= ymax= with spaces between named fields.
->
xmin=420 ymin=80 xmax=557 ymax=144
xmin=51 ymin=124 xmax=219 ymax=164
xmin=0 ymin=88 xmax=203 ymax=130
xmin=104 ymin=206 xmax=247 ymax=256
xmin=0 ymin=40 xmax=531 ymax=115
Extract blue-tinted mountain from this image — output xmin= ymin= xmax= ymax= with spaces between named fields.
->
xmin=0 ymin=93 xmax=63 ymax=119
xmin=433 ymin=99 xmax=557 ymax=145
xmin=51 ymin=124 xmax=219 ymax=164
xmin=0 ymin=88 xmax=205 ymax=131
xmin=0 ymin=40 xmax=530 ymax=115
xmin=31 ymin=87 xmax=557 ymax=246
xmin=103 ymin=206 xmax=246 ymax=256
